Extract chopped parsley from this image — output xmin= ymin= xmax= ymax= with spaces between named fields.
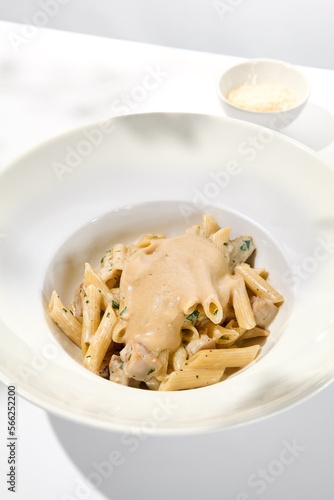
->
xmin=213 ymin=309 xmax=218 ymax=316
xmin=240 ymin=239 xmax=251 ymax=251
xmin=195 ymin=375 xmax=199 ymax=379
xmin=101 ymin=256 xmax=105 ymax=263
xmin=86 ymin=355 xmax=91 ymax=358
xmin=115 ymin=250 xmax=121 ymax=252
xmin=84 ymin=293 xmax=87 ymax=297
xmin=119 ymin=362 xmax=124 ymax=370
xmin=107 ymin=312 xmax=110 ymax=318
xmin=86 ymin=300 xmax=89 ymax=303
xmin=120 ymin=306 xmax=127 ymax=317
xmin=147 ymin=368 xmax=155 ymax=376
xmin=220 ymin=335 xmax=230 ymax=340
xmin=70 ymin=310 xmax=74 ymax=315
xmin=186 ymin=310 xmax=200 ymax=324
xmin=98 ymin=289 xmax=101 ymax=293
xmin=112 ymin=300 xmax=119 ymax=310
xmin=62 ymin=308 xmax=67 ymax=313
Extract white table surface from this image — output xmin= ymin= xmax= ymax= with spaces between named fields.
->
xmin=1 ymin=20 xmax=334 ymax=500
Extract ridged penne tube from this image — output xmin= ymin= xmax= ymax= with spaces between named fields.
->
xmin=199 ymin=214 xmax=218 ymax=238
xmin=159 ymin=368 xmax=225 ymax=391
xmin=209 ymin=227 xmax=231 ymax=252
xmin=101 ymin=244 xmax=127 ymax=285
xmin=48 ymin=290 xmax=82 ymax=347
xmin=135 ymin=233 xmax=165 ymax=248
xmin=202 ymin=296 xmax=223 ymax=324
xmin=185 ymin=224 xmax=200 ymax=235
xmin=182 ymin=299 xmax=199 ymax=316
xmin=252 ymin=267 xmax=267 ymax=276
xmin=155 ymin=349 xmax=169 ymax=381
xmin=240 ymin=326 xmax=270 ymax=340
xmin=84 ymin=263 xmax=117 ymax=310
xmin=170 ymin=345 xmax=187 ymax=371
xmin=186 ymin=345 xmax=260 ymax=369
xmin=112 ymin=319 xmax=126 ymax=343
xmin=145 ymin=377 xmax=161 ymax=391
xmin=182 ymin=326 xmax=200 ymax=342
xmin=81 ymin=284 xmax=101 ymax=355
xmin=224 ymin=319 xmax=246 ymax=336
xmin=205 ymin=323 xmax=240 ymax=345
xmin=232 ymin=276 xmax=256 ymax=330
xmin=235 ymin=263 xmax=284 ymax=304
xmin=84 ymin=304 xmax=117 ymax=372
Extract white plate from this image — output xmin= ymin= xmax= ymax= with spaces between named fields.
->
xmin=0 ymin=112 xmax=333 ymax=435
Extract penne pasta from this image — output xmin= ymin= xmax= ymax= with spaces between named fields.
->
xmin=170 ymin=345 xmax=188 ymax=371
xmin=235 ymin=263 xmax=284 ymax=304
xmin=205 ymin=323 xmax=240 ymax=346
xmin=185 ymin=224 xmax=200 ymax=235
xmin=155 ymin=349 xmax=169 ymax=381
xmin=210 ymin=227 xmax=231 ymax=252
xmin=48 ymin=290 xmax=82 ymax=347
xmin=240 ymin=326 xmax=270 ymax=340
xmin=84 ymin=262 xmax=118 ymax=310
xmin=182 ymin=326 xmax=200 ymax=342
xmin=48 ymin=214 xmax=283 ymax=391
xmin=159 ymin=368 xmax=225 ymax=391
xmin=231 ymin=275 xmax=256 ymax=330
xmin=84 ymin=304 xmax=117 ymax=373
xmin=199 ymin=213 xmax=218 ymax=238
xmin=81 ymin=284 xmax=101 ymax=355
xmin=186 ymin=345 xmax=260 ymax=369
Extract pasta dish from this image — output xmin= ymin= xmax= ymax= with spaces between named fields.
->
xmin=48 ymin=214 xmax=284 ymax=391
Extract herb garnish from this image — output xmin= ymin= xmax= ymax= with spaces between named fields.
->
xmin=112 ymin=300 xmax=119 ymax=310
xmin=186 ymin=310 xmax=199 ymax=324
xmin=147 ymin=368 xmax=155 ymax=376
xmin=120 ymin=306 xmax=127 ymax=317
xmin=62 ymin=308 xmax=67 ymax=313
xmin=240 ymin=239 xmax=251 ymax=251
xmin=119 ymin=362 xmax=124 ymax=370
xmin=220 ymin=335 xmax=230 ymax=340
xmin=213 ymin=309 xmax=218 ymax=316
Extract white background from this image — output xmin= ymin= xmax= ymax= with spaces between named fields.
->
xmin=1 ymin=2 xmax=334 ymax=499
xmin=0 ymin=0 xmax=334 ymax=69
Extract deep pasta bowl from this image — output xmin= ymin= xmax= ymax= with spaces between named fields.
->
xmin=0 ymin=112 xmax=333 ymax=434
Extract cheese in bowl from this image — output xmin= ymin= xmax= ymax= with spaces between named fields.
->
xmin=226 ymin=83 xmax=298 ymax=112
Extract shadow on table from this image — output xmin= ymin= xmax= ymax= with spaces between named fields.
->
xmin=48 ymin=411 xmax=255 ymax=500
xmin=283 ymin=101 xmax=334 ymax=151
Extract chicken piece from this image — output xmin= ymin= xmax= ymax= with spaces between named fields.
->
xmin=98 ymin=365 xmax=110 ymax=379
xmin=251 ymin=296 xmax=278 ymax=329
xmin=186 ymin=334 xmax=216 ymax=358
xmin=120 ymin=339 xmax=162 ymax=382
xmin=227 ymin=236 xmax=255 ymax=270
xmin=71 ymin=283 xmax=85 ymax=317
xmin=109 ymin=354 xmax=140 ymax=387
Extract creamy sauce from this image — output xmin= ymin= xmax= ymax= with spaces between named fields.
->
xmin=120 ymin=233 xmax=235 ymax=354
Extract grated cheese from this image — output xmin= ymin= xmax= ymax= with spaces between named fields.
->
xmin=227 ymin=83 xmax=298 ymax=112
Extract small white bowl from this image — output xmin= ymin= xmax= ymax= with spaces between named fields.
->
xmin=217 ymin=59 xmax=311 ymax=130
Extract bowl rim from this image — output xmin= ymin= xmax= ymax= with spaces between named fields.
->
xmin=217 ymin=57 xmax=312 ymax=115
xmin=1 ymin=111 xmax=334 ymax=435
